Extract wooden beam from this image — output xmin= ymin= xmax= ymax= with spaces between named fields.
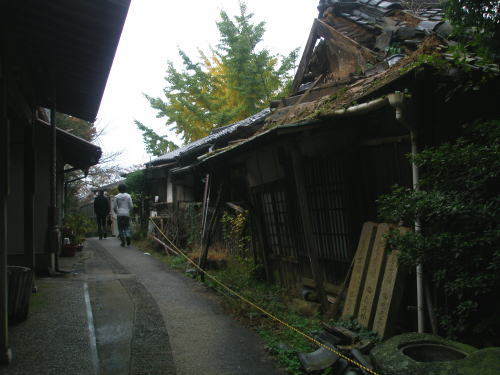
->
xmin=357 ymin=223 xmax=390 ymax=329
xmin=324 ymin=256 xmax=355 ymax=319
xmin=279 ymin=83 xmax=348 ymax=107
xmin=291 ymin=20 xmax=319 ymax=95
xmin=301 ymin=277 xmax=341 ymax=296
xmin=372 ymin=226 xmax=409 ymax=338
xmin=289 ymin=144 xmax=329 ymax=312
xmin=151 ymin=235 xmax=178 ymax=256
xmin=361 ymin=135 xmax=410 ymax=147
xmin=198 ymin=184 xmax=223 ymax=282
xmin=249 ymin=193 xmax=273 ymax=282
xmin=24 ymin=106 xmax=36 ymax=269
xmin=342 ymin=222 xmax=378 ymax=319
xmin=0 ymin=56 xmax=12 ymax=364
xmin=314 ymin=19 xmax=378 ymax=64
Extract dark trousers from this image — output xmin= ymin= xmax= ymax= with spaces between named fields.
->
xmin=96 ymin=215 xmax=107 ymax=239
xmin=117 ymin=216 xmax=130 ymax=243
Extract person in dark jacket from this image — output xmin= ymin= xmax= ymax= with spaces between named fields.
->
xmin=94 ymin=190 xmax=110 ymax=240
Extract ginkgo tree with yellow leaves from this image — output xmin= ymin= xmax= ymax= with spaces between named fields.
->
xmin=135 ymin=2 xmax=299 ymax=156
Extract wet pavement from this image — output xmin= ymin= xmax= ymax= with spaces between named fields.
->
xmin=1 ymin=237 xmax=284 ymax=375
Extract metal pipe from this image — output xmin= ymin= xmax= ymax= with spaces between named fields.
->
xmin=388 ymin=91 xmax=425 ymax=333
xmin=323 ymin=96 xmax=390 ymax=118
xmin=412 ymin=129 xmax=425 ymax=333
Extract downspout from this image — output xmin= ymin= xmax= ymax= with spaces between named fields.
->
xmin=388 ymin=91 xmax=425 ymax=333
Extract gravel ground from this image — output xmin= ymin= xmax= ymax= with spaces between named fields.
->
xmin=90 ymin=237 xmax=284 ymax=375
xmin=0 ymin=278 xmax=96 ymax=375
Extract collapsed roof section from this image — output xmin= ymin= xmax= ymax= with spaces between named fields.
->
xmin=148 ymin=0 xmax=469 ymax=173
xmin=291 ymin=0 xmax=451 ymax=95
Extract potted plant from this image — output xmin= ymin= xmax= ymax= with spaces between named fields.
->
xmin=61 ymin=214 xmax=93 ymax=256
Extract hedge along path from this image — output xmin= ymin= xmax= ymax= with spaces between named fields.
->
xmin=150 ymin=218 xmax=381 ymax=375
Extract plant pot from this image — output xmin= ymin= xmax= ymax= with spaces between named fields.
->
xmin=61 ymin=244 xmax=78 ymax=257
xmin=7 ymin=266 xmax=34 ymax=323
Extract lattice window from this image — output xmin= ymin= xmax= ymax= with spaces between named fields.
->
xmin=305 ymin=156 xmax=351 ymax=262
xmin=257 ymin=188 xmax=299 ymax=259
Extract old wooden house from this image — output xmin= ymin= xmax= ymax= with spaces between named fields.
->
xmin=1 ymin=0 xmax=130 ymax=364
xmin=153 ymin=0 xmax=499 ymax=325
xmin=145 ymin=109 xmax=270 ymax=213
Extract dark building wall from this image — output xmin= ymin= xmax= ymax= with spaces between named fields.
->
xmin=7 ymin=116 xmax=66 ymax=271
xmin=6 ymin=117 xmax=25 ymax=255
xmin=242 ymin=120 xmax=412 ymax=288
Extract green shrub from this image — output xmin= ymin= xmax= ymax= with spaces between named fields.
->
xmin=378 ymin=120 xmax=500 ymax=343
xmin=63 ymin=213 xmax=94 ymax=244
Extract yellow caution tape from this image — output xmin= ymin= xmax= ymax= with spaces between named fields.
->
xmin=149 ymin=218 xmax=381 ymax=375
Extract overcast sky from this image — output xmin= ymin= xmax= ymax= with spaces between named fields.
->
xmin=95 ymin=0 xmax=318 ymax=168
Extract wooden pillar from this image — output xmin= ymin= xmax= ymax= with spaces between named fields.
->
xmin=249 ymin=193 xmax=272 ymax=282
xmin=289 ymin=144 xmax=329 ymax=311
xmin=198 ymin=184 xmax=223 ymax=282
xmin=49 ymin=98 xmax=60 ymax=270
xmin=0 ymin=56 xmax=12 ymax=364
xmin=24 ymin=106 xmax=36 ymax=269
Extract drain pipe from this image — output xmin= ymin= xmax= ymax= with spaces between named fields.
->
xmin=388 ymin=91 xmax=425 ymax=334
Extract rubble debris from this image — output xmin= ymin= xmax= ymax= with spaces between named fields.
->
xmin=298 ymin=345 xmax=340 ymax=373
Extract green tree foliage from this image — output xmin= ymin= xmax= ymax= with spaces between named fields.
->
xmin=56 ymin=113 xmax=97 ymax=141
xmin=125 ymin=170 xmax=149 ymax=237
xmin=378 ymin=120 xmax=500 ymax=343
xmin=134 ymin=120 xmax=178 ymax=157
xmin=445 ymin=0 xmax=500 ymax=58
xmin=139 ymin=2 xmax=298 ymax=149
xmin=125 ymin=170 xmax=147 ymax=203
xmin=56 ymin=112 xmax=122 ymax=212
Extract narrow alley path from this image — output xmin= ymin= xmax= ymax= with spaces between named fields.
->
xmin=1 ymin=238 xmax=284 ymax=375
xmin=86 ymin=237 xmax=283 ymax=375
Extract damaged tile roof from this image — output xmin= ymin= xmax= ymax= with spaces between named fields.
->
xmin=150 ymin=0 xmax=456 ymax=169
xmin=147 ymin=108 xmax=270 ymax=166
xmin=294 ymin=0 xmax=452 ymax=94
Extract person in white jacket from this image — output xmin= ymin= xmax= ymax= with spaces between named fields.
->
xmin=114 ymin=183 xmax=133 ymax=247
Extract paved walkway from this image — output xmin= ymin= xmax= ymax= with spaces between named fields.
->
xmin=2 ymin=238 xmax=284 ymax=375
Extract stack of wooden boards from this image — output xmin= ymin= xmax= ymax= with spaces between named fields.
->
xmin=342 ymin=222 xmax=409 ymax=338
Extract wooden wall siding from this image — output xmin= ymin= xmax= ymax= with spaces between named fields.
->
xmin=354 ymin=142 xmax=412 ymax=222
xmin=249 ymin=141 xmax=411 ymax=288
